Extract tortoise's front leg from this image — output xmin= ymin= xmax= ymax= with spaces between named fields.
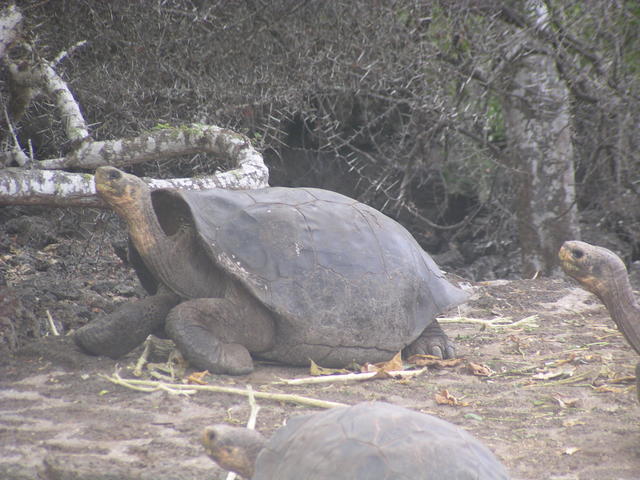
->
xmin=74 ymin=291 xmax=180 ymax=358
xmin=404 ymin=320 xmax=456 ymax=359
xmin=165 ymin=293 xmax=275 ymax=375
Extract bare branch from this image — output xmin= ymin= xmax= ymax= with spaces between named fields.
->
xmin=0 ymin=124 xmax=270 ymax=207
xmin=38 ymin=61 xmax=90 ymax=142
xmin=0 ymin=168 xmax=99 ymax=207
xmin=35 ymin=124 xmax=265 ymax=171
xmin=2 ymin=108 xmax=29 ymax=167
xmin=52 ymin=40 xmax=87 ymax=66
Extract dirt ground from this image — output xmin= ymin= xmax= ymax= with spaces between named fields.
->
xmin=1 ymin=210 xmax=639 ymax=480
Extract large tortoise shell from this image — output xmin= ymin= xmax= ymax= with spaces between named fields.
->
xmin=131 ymin=186 xmax=467 ymax=364
xmin=254 ymin=402 xmax=509 ymax=479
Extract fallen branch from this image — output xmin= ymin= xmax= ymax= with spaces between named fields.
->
xmin=437 ymin=314 xmax=539 ymax=329
xmin=0 ymin=128 xmax=270 ymax=206
xmin=0 ymin=168 xmax=99 ymax=207
xmin=273 ymin=367 xmax=428 ymax=386
xmin=101 ymin=372 xmax=347 ymax=409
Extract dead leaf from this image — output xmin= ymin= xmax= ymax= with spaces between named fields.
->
xmin=435 ymin=389 xmax=469 ymax=407
xmin=361 ymin=352 xmax=403 ymax=374
xmin=375 ymin=351 xmax=404 ymax=371
xmin=407 ymin=354 xmax=465 ymax=368
xmin=309 ymin=359 xmax=350 ymax=376
xmin=186 ymin=370 xmax=210 ymax=385
xmin=467 ymin=362 xmax=495 ymax=377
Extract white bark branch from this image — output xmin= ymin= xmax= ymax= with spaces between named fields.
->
xmin=0 ymin=125 xmax=270 ymax=207
xmin=35 ymin=124 xmax=263 ymax=171
xmin=39 ymin=61 xmax=89 ymax=142
xmin=0 ymin=168 xmax=98 ymax=207
xmin=4 ymin=40 xmax=88 ymax=141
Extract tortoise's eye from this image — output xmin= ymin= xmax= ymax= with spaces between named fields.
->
xmin=108 ymin=170 xmax=121 ymax=180
xmin=572 ymin=248 xmax=584 ymax=259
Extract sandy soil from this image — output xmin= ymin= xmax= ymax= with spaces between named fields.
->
xmin=1 ymin=211 xmax=639 ymax=479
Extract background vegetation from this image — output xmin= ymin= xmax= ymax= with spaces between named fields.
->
xmin=2 ymin=0 xmax=639 ymax=279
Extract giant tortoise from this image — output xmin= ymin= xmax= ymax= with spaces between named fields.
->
xmin=559 ymin=240 xmax=640 ymax=400
xmin=202 ymin=401 xmax=510 ymax=479
xmin=74 ymin=166 xmax=468 ymax=374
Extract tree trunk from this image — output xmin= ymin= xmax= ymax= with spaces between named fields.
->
xmin=503 ymin=49 xmax=580 ymax=276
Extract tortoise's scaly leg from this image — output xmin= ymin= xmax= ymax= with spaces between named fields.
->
xmin=165 ymin=285 xmax=275 ymax=375
xmin=74 ymin=291 xmax=179 ymax=358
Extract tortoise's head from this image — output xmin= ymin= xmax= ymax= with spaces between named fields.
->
xmin=95 ymin=167 xmax=149 ymax=219
xmin=202 ymin=424 xmax=265 ymax=479
xmin=559 ymin=240 xmax=627 ymax=297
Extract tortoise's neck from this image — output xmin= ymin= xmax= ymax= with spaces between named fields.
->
xmin=124 ymin=190 xmax=226 ymax=299
xmin=124 ymin=192 xmax=185 ymax=293
xmin=595 ymin=265 xmax=640 ymax=356
xmin=125 ymin=192 xmax=167 ymax=258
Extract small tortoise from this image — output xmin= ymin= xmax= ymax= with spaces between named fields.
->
xmin=75 ymin=167 xmax=468 ymax=374
xmin=559 ymin=240 xmax=640 ymax=400
xmin=202 ymin=402 xmax=510 ymax=479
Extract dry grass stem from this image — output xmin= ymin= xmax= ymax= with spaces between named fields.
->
xmin=101 ymin=371 xmax=347 ymax=409
xmin=273 ymin=367 xmax=428 ymax=386
xmin=438 ymin=315 xmax=540 ymax=329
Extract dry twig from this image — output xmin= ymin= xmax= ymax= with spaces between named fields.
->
xmin=226 ymin=387 xmax=261 ymax=480
xmin=438 ymin=315 xmax=539 ymax=329
xmin=273 ymin=367 xmax=428 ymax=386
xmin=45 ymin=310 xmax=59 ymax=336
xmin=101 ymin=371 xmax=347 ymax=409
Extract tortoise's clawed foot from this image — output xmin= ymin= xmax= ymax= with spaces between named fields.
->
xmin=215 ymin=343 xmax=254 ymax=375
xmin=172 ymin=338 xmax=253 ymax=375
xmin=405 ymin=321 xmax=456 ymax=359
